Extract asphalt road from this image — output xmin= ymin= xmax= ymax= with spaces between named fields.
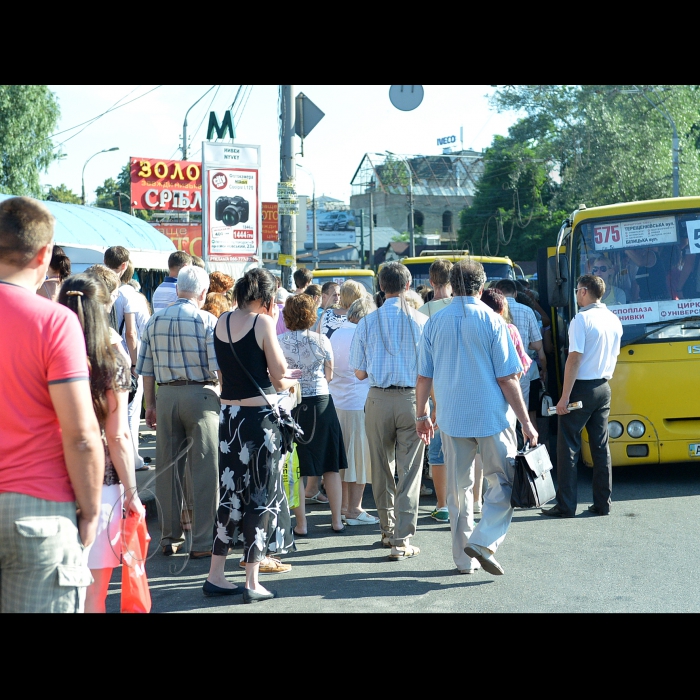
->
xmin=107 ymin=446 xmax=700 ymax=613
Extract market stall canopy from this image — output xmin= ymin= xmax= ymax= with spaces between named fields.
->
xmin=0 ymin=195 xmax=176 ymax=270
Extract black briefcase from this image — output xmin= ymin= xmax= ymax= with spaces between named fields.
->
xmin=511 ymin=442 xmax=556 ymax=508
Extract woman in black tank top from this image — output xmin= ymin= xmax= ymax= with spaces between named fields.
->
xmin=204 ymin=269 xmax=301 ymax=604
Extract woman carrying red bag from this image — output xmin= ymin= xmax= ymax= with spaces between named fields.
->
xmin=59 ymin=273 xmax=146 ymax=613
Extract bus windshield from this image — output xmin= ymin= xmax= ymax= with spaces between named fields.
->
xmin=573 ymin=210 xmax=700 ymax=345
xmin=405 ymin=261 xmax=514 ymax=289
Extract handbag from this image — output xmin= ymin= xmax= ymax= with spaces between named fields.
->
xmin=226 ymin=313 xmax=303 ymax=454
xmin=539 ymin=380 xmax=554 ymax=417
xmin=120 ymin=510 xmax=152 ymax=613
xmin=511 ymin=441 xmax=556 ymax=508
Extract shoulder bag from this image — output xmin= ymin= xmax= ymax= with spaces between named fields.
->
xmin=511 ymin=441 xmax=556 ymax=508
xmin=226 ymin=313 xmax=303 ymax=454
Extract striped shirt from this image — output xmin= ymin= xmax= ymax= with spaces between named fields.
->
xmin=506 ymin=298 xmax=541 ymax=358
xmin=349 ymin=296 xmax=427 ymax=388
xmin=151 ymin=277 xmax=179 ymax=312
xmin=418 ymin=296 xmax=522 ymax=438
xmin=136 ymin=298 xmax=219 ymax=384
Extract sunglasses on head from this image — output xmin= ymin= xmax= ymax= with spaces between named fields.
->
xmin=592 ymin=265 xmax=608 ymax=273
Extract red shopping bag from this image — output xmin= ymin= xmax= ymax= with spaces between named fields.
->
xmin=120 ymin=511 xmax=152 ymax=613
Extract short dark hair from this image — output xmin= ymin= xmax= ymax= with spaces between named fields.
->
xmin=234 ymin=268 xmax=276 ymax=309
xmin=190 ymin=255 xmax=205 ymax=269
xmin=168 ymin=250 xmax=192 ymax=271
xmin=304 ymin=284 xmax=322 ymax=299
xmin=0 ymin=196 xmax=55 ymax=267
xmin=450 ymin=260 xmax=486 ymax=296
xmin=321 ymin=281 xmax=339 ymax=295
xmin=104 ymin=246 xmax=130 ymax=271
xmin=294 ymin=268 xmax=313 ymax=289
xmin=577 ymin=274 xmax=605 ymax=300
xmin=283 ymin=294 xmax=318 ymax=331
xmin=378 ymin=262 xmax=411 ymax=294
xmin=429 ymin=259 xmax=452 ymax=287
xmin=480 ymin=287 xmax=506 ymax=315
xmin=494 ymin=278 xmax=517 ymax=296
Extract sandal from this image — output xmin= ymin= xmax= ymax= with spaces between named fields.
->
xmin=389 ymin=544 xmax=420 ymax=561
xmin=345 ymin=511 xmax=379 ymax=526
xmin=305 ymin=491 xmax=329 ymax=505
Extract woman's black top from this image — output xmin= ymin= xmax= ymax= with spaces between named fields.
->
xmin=215 ymin=313 xmax=275 ymax=400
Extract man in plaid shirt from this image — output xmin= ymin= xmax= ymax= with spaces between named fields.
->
xmin=136 ymin=265 xmax=220 ymax=559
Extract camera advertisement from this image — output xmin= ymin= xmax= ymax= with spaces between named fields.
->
xmin=206 ymin=168 xmax=259 ymax=261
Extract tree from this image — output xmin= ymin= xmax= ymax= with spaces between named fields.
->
xmin=0 ymin=85 xmax=60 ymax=197
xmin=95 ymin=162 xmax=151 ymax=219
xmin=45 ymin=184 xmax=81 ymax=204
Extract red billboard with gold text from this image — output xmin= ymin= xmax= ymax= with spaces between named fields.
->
xmin=130 ymin=157 xmax=202 ymax=211
xmin=151 ymin=223 xmax=202 ymax=258
xmin=262 ymin=202 xmax=278 ymax=241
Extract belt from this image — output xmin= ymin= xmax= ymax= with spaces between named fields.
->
xmin=375 ymin=385 xmax=415 ymax=391
xmin=158 ymin=380 xmax=216 ymax=387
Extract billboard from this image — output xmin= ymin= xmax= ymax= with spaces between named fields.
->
xmin=151 ymin=223 xmax=202 ymax=258
xmin=202 ymin=143 xmax=261 ymax=262
xmin=130 ymin=157 xmax=202 ymax=211
xmin=262 ymin=202 xmax=278 ymax=242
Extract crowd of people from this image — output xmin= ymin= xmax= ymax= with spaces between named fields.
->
xmin=0 ymin=194 xmax=623 ymax=612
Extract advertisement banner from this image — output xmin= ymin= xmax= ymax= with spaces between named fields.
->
xmin=262 ymin=202 xmax=278 ymax=242
xmin=309 ymin=209 xmax=356 ymax=245
xmin=151 ymin=223 xmax=202 ymax=258
xmin=206 ymin=168 xmax=259 ymax=261
xmin=130 ymin=157 xmax=202 ymax=211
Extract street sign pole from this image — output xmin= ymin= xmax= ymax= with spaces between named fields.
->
xmin=279 ymin=85 xmax=296 ymax=291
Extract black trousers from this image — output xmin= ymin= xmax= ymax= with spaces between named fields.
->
xmin=555 ymin=378 xmax=612 ymax=515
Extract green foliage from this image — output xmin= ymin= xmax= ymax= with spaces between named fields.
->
xmin=0 ymin=85 xmax=60 ymax=197
xmin=45 ymin=183 xmax=81 ymax=204
xmin=459 ymin=85 xmax=700 ymax=261
xmin=391 ymin=232 xmax=410 ymax=242
xmin=95 ymin=163 xmax=151 ymax=220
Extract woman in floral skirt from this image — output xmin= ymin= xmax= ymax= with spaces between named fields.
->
xmin=204 ymin=268 xmax=301 ymax=604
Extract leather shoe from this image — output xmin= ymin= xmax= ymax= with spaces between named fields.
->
xmin=162 ymin=543 xmax=183 ymax=556
xmin=587 ymin=504 xmax=610 ymax=515
xmin=464 ymin=544 xmax=504 ymax=576
xmin=189 ymin=550 xmax=212 ymax=559
xmin=540 ymin=506 xmax=575 ymax=518
xmin=243 ymin=588 xmax=277 ymax=604
xmin=202 ymin=580 xmax=244 ymax=597
xmin=239 ymin=556 xmax=291 ymax=573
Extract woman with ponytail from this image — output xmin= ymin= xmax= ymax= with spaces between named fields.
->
xmin=37 ymin=245 xmax=71 ymax=302
xmin=59 ymin=273 xmax=145 ymax=613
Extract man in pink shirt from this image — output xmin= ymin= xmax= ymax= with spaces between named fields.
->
xmin=0 ymin=196 xmax=104 ymax=613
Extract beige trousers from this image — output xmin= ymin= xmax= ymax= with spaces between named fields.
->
xmin=365 ymin=387 xmax=424 ymax=547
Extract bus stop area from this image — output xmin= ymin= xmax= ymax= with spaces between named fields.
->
xmin=120 ymin=422 xmax=700 ymax=614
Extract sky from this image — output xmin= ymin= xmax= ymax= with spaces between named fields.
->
xmin=42 ymin=85 xmax=521 ymax=205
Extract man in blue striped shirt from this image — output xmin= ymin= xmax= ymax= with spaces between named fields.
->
xmin=151 ymin=250 xmax=192 ymax=312
xmin=350 ymin=262 xmax=427 ymax=561
xmin=416 ymin=260 xmax=538 ymax=576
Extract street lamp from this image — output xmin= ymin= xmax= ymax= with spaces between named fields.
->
xmin=297 ymin=163 xmax=318 ymax=268
xmin=113 ymin=191 xmax=133 ymax=216
xmin=384 ymin=151 xmax=415 ymax=257
xmin=182 ymin=86 xmax=216 ymax=160
xmin=621 ymin=86 xmax=679 ymax=197
xmin=81 ymin=147 xmax=119 ymax=205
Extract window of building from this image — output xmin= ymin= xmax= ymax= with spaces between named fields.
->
xmin=442 ymin=210 xmax=453 ymax=234
xmin=412 ymin=210 xmax=424 ymax=229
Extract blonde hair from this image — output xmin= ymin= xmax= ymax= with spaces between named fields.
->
xmin=339 ymin=280 xmax=365 ymax=310
xmin=404 ymin=290 xmax=423 ymax=310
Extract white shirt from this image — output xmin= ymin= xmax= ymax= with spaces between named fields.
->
xmin=329 ymin=320 xmax=370 ymax=411
xmin=568 ymin=302 xmax=622 ymax=380
xmin=114 ymin=283 xmax=150 ymax=356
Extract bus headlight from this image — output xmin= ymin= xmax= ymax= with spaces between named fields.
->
xmin=609 ymin=421 xmax=623 ymax=439
xmin=627 ymin=420 xmax=646 ymax=439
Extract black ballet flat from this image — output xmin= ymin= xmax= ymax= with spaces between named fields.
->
xmin=202 ymin=580 xmax=244 ymax=597
xmin=243 ymin=588 xmax=277 ymax=604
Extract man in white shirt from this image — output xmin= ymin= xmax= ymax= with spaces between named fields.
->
xmin=542 ymin=274 xmax=622 ymax=518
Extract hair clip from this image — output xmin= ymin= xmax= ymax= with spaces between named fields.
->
xmin=66 ymin=290 xmax=84 ymax=296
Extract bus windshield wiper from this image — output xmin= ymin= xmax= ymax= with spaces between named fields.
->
xmin=621 ymin=316 xmax=700 ymax=347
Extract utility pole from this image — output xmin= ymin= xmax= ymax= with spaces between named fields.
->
xmin=279 ymin=85 xmax=296 ymax=290
xmin=369 ymin=178 xmax=375 ymax=271
xmin=359 ymin=209 xmax=364 ymax=268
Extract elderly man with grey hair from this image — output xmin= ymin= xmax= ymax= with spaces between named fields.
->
xmin=350 ymin=262 xmax=428 ymax=560
xmin=136 ymin=265 xmax=221 ymax=558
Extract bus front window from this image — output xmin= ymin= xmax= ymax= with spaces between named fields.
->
xmin=574 ymin=212 xmax=700 ymax=344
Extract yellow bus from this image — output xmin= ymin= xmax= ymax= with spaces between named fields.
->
xmin=398 ymin=252 xmax=519 ymax=289
xmin=310 ymin=268 xmax=376 ymax=294
xmin=545 ymin=196 xmax=700 ymax=466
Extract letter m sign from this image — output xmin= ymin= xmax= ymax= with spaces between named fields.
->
xmin=207 ymin=110 xmax=235 ymax=140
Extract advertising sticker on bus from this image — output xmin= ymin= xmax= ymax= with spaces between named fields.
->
xmin=594 ymin=216 xmax=677 ymax=251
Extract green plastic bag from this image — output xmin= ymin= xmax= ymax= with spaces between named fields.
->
xmin=282 ymin=445 xmax=300 ymax=510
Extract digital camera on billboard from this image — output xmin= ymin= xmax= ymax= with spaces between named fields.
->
xmin=215 ymin=196 xmax=249 ymax=226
